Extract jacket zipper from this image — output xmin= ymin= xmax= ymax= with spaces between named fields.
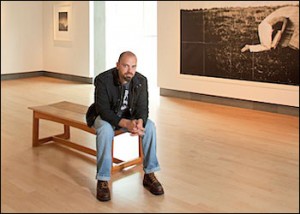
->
xmin=116 ymin=85 xmax=123 ymax=113
xmin=129 ymin=83 xmax=141 ymax=114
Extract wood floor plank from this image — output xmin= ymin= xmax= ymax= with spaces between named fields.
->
xmin=1 ymin=76 xmax=299 ymax=212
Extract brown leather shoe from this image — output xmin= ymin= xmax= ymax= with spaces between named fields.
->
xmin=96 ymin=180 xmax=111 ymax=201
xmin=143 ymin=173 xmax=164 ymax=195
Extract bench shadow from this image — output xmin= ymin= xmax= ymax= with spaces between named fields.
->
xmin=33 ymin=142 xmax=143 ymax=197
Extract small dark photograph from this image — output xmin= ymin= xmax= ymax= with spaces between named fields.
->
xmin=59 ymin=12 xmax=68 ymax=31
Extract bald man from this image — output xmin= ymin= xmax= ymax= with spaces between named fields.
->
xmin=87 ymin=51 xmax=164 ymax=201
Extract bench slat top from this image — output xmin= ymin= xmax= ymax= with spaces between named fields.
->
xmin=28 ymin=101 xmax=89 ymax=125
xmin=28 ymin=101 xmax=127 ymax=135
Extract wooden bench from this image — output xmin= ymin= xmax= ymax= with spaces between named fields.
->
xmin=28 ymin=101 xmax=143 ymax=173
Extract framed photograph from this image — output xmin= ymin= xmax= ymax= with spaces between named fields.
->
xmin=53 ymin=3 xmax=72 ymax=41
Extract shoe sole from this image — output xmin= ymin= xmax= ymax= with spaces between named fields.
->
xmin=97 ymin=197 xmax=111 ymax=202
xmin=143 ymin=183 xmax=164 ymax=195
xmin=96 ymin=195 xmax=111 ymax=202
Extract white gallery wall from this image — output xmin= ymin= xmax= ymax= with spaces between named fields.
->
xmin=1 ymin=1 xmax=43 ymax=74
xmin=1 ymin=1 xmax=91 ymax=78
xmin=42 ymin=1 xmax=90 ymax=78
xmin=157 ymin=1 xmax=299 ymax=107
xmin=1 ymin=1 xmax=299 ymax=107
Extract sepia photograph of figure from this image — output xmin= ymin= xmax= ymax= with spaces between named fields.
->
xmin=241 ymin=6 xmax=299 ymax=53
xmin=180 ymin=2 xmax=299 ymax=85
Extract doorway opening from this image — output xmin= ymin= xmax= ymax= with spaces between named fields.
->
xmin=105 ymin=1 xmax=158 ymax=95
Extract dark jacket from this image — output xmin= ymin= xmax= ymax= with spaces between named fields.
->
xmin=86 ymin=67 xmax=149 ymax=128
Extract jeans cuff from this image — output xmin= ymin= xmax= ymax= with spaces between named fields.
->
xmin=144 ymin=166 xmax=161 ymax=174
xmin=96 ymin=174 xmax=110 ymax=181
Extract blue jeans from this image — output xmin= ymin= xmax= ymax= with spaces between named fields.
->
xmin=93 ymin=116 xmax=160 ymax=181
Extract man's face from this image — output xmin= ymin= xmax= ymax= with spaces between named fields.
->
xmin=116 ymin=54 xmax=137 ymax=84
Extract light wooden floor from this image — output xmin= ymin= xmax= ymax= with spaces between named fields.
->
xmin=1 ymin=77 xmax=299 ymax=213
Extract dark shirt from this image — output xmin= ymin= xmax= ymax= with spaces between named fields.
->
xmin=117 ymin=81 xmax=131 ymax=118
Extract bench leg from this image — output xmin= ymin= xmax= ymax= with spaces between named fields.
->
xmin=138 ymin=136 xmax=143 ymax=159
xmin=32 ymin=112 xmax=70 ymax=146
xmin=111 ymin=136 xmax=144 ymax=173
xmin=32 ymin=112 xmax=39 ymax=147
xmin=63 ymin=125 xmax=70 ymax=139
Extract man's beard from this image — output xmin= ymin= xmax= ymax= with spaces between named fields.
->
xmin=124 ymin=73 xmax=133 ymax=82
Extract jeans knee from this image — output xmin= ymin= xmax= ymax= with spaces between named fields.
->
xmin=96 ymin=121 xmax=114 ymax=137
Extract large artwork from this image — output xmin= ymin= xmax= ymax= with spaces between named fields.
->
xmin=180 ymin=3 xmax=299 ymax=85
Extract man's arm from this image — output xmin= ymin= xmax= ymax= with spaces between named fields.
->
xmin=271 ymin=30 xmax=282 ymax=49
xmin=271 ymin=17 xmax=288 ymax=49
xmin=280 ymin=17 xmax=288 ymax=32
xmin=134 ymin=76 xmax=149 ymax=127
xmin=94 ymin=75 xmax=121 ymax=127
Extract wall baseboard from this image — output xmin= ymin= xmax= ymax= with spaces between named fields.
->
xmin=2 ymin=72 xmax=298 ymax=116
xmin=160 ymin=88 xmax=299 ymax=117
xmin=1 ymin=71 xmax=93 ymax=84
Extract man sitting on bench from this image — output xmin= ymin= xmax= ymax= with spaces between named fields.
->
xmin=86 ymin=51 xmax=164 ymax=202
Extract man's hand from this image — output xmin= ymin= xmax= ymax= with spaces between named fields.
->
xmin=129 ymin=119 xmax=145 ymax=136
xmin=241 ymin=44 xmax=250 ymax=53
xmin=118 ymin=118 xmax=136 ymax=131
xmin=135 ymin=119 xmax=145 ymax=136
xmin=118 ymin=118 xmax=145 ymax=136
